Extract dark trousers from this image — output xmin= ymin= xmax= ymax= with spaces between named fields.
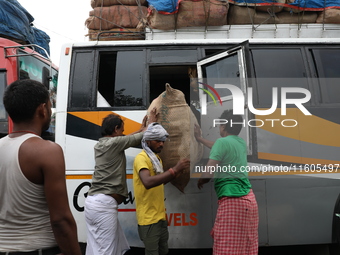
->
xmin=138 ymin=220 xmax=169 ymax=255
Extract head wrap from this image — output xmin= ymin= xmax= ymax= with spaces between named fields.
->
xmin=142 ymin=122 xmax=169 ymax=174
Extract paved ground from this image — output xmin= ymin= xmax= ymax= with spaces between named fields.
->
xmin=124 ymin=244 xmax=340 ymax=255
xmin=80 ymin=243 xmax=340 ymax=255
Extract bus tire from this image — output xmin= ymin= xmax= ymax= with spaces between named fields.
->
xmin=331 ymin=193 xmax=340 ymax=254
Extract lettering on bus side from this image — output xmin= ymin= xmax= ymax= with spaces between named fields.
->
xmin=73 ymin=182 xmax=91 ymax=212
xmin=73 ymin=182 xmax=135 ymax=212
xmin=166 ymin=213 xmax=198 ymax=226
xmin=123 ymin=192 xmax=135 ymax=205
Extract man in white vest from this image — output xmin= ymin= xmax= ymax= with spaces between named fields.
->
xmin=0 ymin=79 xmax=81 ymax=255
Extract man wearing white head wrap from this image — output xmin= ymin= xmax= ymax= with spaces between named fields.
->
xmin=133 ymin=123 xmax=190 ymax=255
xmin=142 ymin=122 xmax=169 ymax=174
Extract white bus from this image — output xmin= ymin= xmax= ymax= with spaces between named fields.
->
xmin=55 ymin=24 xmax=340 ymax=252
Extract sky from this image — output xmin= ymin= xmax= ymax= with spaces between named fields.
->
xmin=17 ymin=0 xmax=92 ymax=66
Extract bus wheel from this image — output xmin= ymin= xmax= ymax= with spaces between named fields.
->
xmin=331 ymin=193 xmax=340 ymax=255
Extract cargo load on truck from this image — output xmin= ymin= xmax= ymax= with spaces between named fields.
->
xmin=0 ymin=0 xmax=51 ymax=58
xmin=85 ymin=0 xmax=340 ymax=41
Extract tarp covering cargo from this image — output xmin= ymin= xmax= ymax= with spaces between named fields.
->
xmin=147 ymin=0 xmax=228 ymax=29
xmin=0 ymin=0 xmax=50 ymax=58
xmin=286 ymin=0 xmax=340 ymax=10
xmin=229 ymin=0 xmax=340 ymax=10
xmin=146 ymin=0 xmax=179 ymax=14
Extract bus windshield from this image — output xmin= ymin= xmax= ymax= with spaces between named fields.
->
xmin=0 ymin=72 xmax=5 ymax=121
xmin=18 ymin=52 xmax=58 ymax=140
xmin=18 ymin=52 xmax=58 ymax=108
xmin=0 ymin=40 xmax=58 ymax=139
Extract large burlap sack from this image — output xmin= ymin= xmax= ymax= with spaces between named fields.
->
xmin=316 ymin=9 xmax=340 ymax=24
xmin=86 ymin=6 xmax=147 ymax=30
xmin=87 ymin=28 xmax=145 ymax=41
xmin=91 ymin=0 xmax=147 ymax=8
xmin=147 ymin=0 xmax=228 ymax=30
xmin=228 ymin=5 xmax=317 ymax=25
xmin=147 ymin=83 xmax=203 ymax=193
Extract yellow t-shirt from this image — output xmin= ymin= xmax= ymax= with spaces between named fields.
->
xmin=133 ymin=150 xmax=166 ymax=226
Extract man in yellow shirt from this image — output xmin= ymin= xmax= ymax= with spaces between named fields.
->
xmin=133 ymin=123 xmax=190 ymax=255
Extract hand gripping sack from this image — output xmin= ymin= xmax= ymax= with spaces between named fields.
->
xmin=147 ymin=83 xmax=203 ymax=192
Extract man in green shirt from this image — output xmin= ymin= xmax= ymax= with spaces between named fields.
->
xmin=195 ymin=109 xmax=259 ymax=255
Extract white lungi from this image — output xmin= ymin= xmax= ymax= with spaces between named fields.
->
xmin=85 ymin=194 xmax=130 ymax=255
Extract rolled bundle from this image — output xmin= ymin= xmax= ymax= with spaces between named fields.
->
xmin=228 ymin=4 xmax=317 ymax=25
xmin=86 ymin=6 xmax=148 ymax=30
xmin=91 ymin=0 xmax=147 ymax=8
xmin=316 ymin=9 xmax=340 ymax=24
xmin=147 ymin=0 xmax=228 ymax=30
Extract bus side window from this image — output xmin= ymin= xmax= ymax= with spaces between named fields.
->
xmin=200 ymin=52 xmax=241 ymax=100
xmin=0 ymin=71 xmax=5 ymax=120
xmin=310 ymin=48 xmax=340 ymax=104
xmin=0 ymin=69 xmax=8 ymax=138
xmin=0 ymin=71 xmax=7 ymax=137
xmin=70 ymin=51 xmax=95 ymax=109
xmin=250 ymin=48 xmax=309 ymax=107
xmin=97 ymin=51 xmax=145 ymax=108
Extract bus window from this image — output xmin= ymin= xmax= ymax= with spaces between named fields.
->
xmin=97 ymin=51 xmax=145 ymax=108
xmin=70 ymin=51 xmax=94 ymax=109
xmin=149 ymin=65 xmax=192 ymax=103
xmin=0 ymin=71 xmax=6 ymax=137
xmin=150 ymin=50 xmax=198 ymax=63
xmin=201 ymin=52 xmax=241 ymax=100
xmin=251 ymin=48 xmax=309 ymax=107
xmin=311 ymin=48 xmax=340 ymax=104
xmin=0 ymin=71 xmax=5 ymax=121
xmin=204 ymin=48 xmax=229 ymax=57
xmin=19 ymin=54 xmax=47 ymax=82
xmin=18 ymin=53 xmax=58 ymax=108
xmin=18 ymin=53 xmax=58 ymax=141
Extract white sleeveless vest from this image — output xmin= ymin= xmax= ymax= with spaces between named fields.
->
xmin=0 ymin=134 xmax=57 ymax=251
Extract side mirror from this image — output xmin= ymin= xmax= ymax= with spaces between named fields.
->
xmin=42 ymin=67 xmax=51 ymax=90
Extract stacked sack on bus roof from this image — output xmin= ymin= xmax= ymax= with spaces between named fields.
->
xmin=147 ymin=0 xmax=340 ymax=29
xmin=146 ymin=0 xmax=229 ymax=30
xmin=85 ymin=0 xmax=340 ymax=39
xmin=227 ymin=0 xmax=340 ymax=25
xmin=228 ymin=0 xmax=317 ymax=25
xmin=85 ymin=0 xmax=229 ymax=38
xmin=147 ymin=83 xmax=203 ymax=193
xmin=85 ymin=0 xmax=148 ymax=40
xmin=148 ymin=0 xmax=340 ymax=29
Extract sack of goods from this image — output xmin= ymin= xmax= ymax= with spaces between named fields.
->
xmin=148 ymin=83 xmax=203 ymax=193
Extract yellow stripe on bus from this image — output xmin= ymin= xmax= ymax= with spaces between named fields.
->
xmin=256 ymin=108 xmax=340 ymax=147
xmin=66 ymin=174 xmax=133 ymax=179
xmin=68 ymin=111 xmax=141 ymax=135
xmin=258 ymin=152 xmax=340 ymax=165
xmin=65 ymin=170 xmax=339 ymax=180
